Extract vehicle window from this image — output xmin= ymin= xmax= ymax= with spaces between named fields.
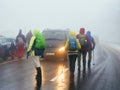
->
xmin=43 ymin=31 xmax=66 ymax=40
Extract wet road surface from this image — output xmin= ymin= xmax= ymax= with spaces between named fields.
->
xmin=0 ymin=43 xmax=120 ymax=90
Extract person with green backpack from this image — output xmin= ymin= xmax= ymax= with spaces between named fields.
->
xmin=26 ymin=29 xmax=46 ymax=90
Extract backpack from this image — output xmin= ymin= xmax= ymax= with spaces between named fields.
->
xmin=18 ymin=36 xmax=24 ymax=44
xmin=68 ymin=37 xmax=78 ymax=50
xmin=86 ymin=34 xmax=93 ymax=43
xmin=86 ymin=33 xmax=93 ymax=48
xmin=78 ymin=34 xmax=88 ymax=47
xmin=34 ymin=33 xmax=46 ymax=49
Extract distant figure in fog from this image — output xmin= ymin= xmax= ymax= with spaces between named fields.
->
xmin=86 ymin=31 xmax=95 ymax=69
xmin=16 ymin=29 xmax=26 ymax=59
xmin=76 ymin=28 xmax=92 ymax=71
xmin=9 ymin=42 xmax=17 ymax=59
xmin=25 ymin=30 xmax=33 ymax=48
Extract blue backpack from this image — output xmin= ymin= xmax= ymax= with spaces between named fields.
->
xmin=86 ymin=33 xmax=93 ymax=48
xmin=68 ymin=37 xmax=78 ymax=50
xmin=86 ymin=33 xmax=93 ymax=43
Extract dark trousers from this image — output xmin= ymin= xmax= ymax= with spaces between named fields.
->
xmin=36 ymin=67 xmax=42 ymax=89
xmin=78 ymin=50 xmax=87 ymax=70
xmin=87 ymin=50 xmax=92 ymax=68
xmin=69 ymin=54 xmax=77 ymax=73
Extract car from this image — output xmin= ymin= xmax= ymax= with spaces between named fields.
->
xmin=42 ymin=29 xmax=70 ymax=60
xmin=0 ymin=36 xmax=15 ymax=60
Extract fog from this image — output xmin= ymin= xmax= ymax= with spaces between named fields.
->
xmin=0 ymin=0 xmax=120 ymax=43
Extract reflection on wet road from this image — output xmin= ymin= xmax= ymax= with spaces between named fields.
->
xmin=0 ymin=44 xmax=120 ymax=90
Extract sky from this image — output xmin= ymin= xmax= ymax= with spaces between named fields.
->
xmin=0 ymin=0 xmax=120 ymax=43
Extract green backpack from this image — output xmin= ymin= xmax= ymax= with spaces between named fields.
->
xmin=34 ymin=33 xmax=46 ymax=49
xmin=78 ymin=34 xmax=87 ymax=47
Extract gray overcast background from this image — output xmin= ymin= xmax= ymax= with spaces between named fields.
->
xmin=0 ymin=0 xmax=120 ymax=43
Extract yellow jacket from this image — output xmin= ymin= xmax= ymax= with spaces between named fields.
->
xmin=64 ymin=31 xmax=81 ymax=53
xmin=27 ymin=29 xmax=39 ymax=56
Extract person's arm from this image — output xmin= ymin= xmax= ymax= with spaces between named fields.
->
xmin=76 ymin=39 xmax=81 ymax=49
xmin=27 ymin=36 xmax=35 ymax=52
xmin=64 ymin=40 xmax=69 ymax=50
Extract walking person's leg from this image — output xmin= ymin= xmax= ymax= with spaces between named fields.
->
xmin=77 ymin=52 xmax=81 ymax=71
xmin=69 ymin=55 xmax=73 ymax=73
xmin=88 ymin=50 xmax=92 ymax=69
xmin=69 ymin=55 xmax=77 ymax=78
xmin=82 ymin=51 xmax=87 ymax=71
xmin=32 ymin=56 xmax=42 ymax=89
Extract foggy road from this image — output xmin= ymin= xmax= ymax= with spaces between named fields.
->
xmin=0 ymin=43 xmax=120 ymax=90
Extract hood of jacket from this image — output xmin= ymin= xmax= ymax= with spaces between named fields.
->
xmin=33 ymin=29 xmax=40 ymax=36
xmin=69 ymin=31 xmax=76 ymax=37
xmin=79 ymin=28 xmax=85 ymax=34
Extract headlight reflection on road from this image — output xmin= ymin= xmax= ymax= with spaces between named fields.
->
xmin=55 ymin=65 xmax=67 ymax=90
xmin=58 ymin=47 xmax=65 ymax=52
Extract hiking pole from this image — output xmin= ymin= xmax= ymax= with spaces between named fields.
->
xmin=92 ymin=50 xmax=95 ymax=65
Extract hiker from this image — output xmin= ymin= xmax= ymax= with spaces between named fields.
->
xmin=9 ymin=42 xmax=17 ymax=59
xmin=26 ymin=29 xmax=46 ymax=90
xmin=65 ymin=31 xmax=81 ymax=76
xmin=25 ymin=30 xmax=33 ymax=48
xmin=16 ymin=29 xmax=26 ymax=59
xmin=86 ymin=31 xmax=95 ymax=69
xmin=76 ymin=28 xmax=92 ymax=71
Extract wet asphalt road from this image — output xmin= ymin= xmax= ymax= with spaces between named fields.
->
xmin=0 ymin=43 xmax=120 ymax=90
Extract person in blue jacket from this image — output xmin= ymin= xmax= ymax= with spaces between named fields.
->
xmin=86 ymin=31 xmax=95 ymax=69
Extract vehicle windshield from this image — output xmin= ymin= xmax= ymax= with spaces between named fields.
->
xmin=43 ymin=31 xmax=66 ymax=40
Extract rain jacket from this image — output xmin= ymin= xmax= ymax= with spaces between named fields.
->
xmin=27 ymin=29 xmax=45 ymax=57
xmin=16 ymin=30 xmax=26 ymax=45
xmin=64 ymin=31 xmax=81 ymax=54
xmin=86 ymin=31 xmax=95 ymax=50
xmin=76 ymin=28 xmax=92 ymax=51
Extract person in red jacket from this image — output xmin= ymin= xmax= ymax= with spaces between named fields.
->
xmin=16 ymin=29 xmax=26 ymax=59
xmin=76 ymin=28 xmax=92 ymax=71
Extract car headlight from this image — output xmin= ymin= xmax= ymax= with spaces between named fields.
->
xmin=58 ymin=47 xmax=65 ymax=52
